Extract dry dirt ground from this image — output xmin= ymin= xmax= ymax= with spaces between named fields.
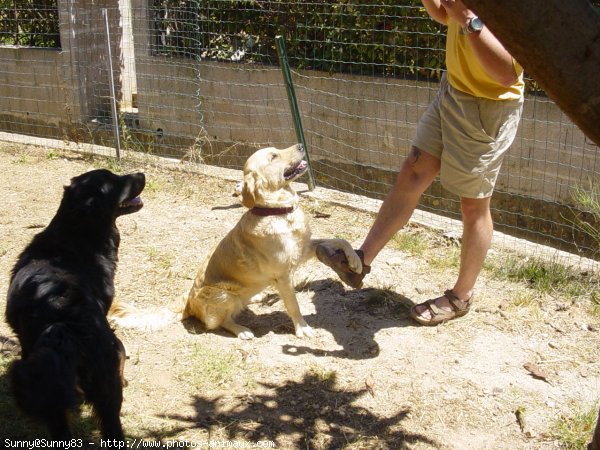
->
xmin=0 ymin=142 xmax=598 ymax=449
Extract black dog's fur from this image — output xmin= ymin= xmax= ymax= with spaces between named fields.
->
xmin=5 ymin=169 xmax=145 ymax=440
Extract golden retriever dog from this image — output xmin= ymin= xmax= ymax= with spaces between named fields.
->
xmin=182 ymin=144 xmax=362 ymax=339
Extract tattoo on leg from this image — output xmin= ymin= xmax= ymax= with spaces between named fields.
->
xmin=409 ymin=147 xmax=422 ymax=164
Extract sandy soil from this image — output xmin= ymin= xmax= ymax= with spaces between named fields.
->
xmin=0 ymin=142 xmax=598 ymax=449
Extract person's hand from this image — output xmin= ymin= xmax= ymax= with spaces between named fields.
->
xmin=440 ymin=0 xmax=474 ymax=28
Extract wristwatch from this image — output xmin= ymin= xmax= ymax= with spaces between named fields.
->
xmin=463 ymin=16 xmax=484 ymax=34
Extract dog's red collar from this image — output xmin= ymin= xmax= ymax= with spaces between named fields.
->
xmin=250 ymin=206 xmax=296 ymax=216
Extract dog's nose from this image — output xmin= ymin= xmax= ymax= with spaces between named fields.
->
xmin=298 ymin=143 xmax=304 ymax=153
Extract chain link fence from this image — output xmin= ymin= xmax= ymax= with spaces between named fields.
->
xmin=0 ymin=0 xmax=599 ymax=266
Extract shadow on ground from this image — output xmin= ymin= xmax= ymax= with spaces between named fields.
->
xmin=282 ymin=279 xmax=418 ymax=360
xmin=1 ymin=334 xmax=167 ymax=448
xmin=163 ymin=370 xmax=437 ymax=449
xmin=182 ymin=279 xmax=418 ymax=360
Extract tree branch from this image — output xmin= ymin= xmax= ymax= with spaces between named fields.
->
xmin=462 ymin=0 xmax=600 ymax=146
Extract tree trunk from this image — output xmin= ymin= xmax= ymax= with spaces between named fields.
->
xmin=589 ymin=406 xmax=600 ymax=450
xmin=462 ymin=0 xmax=600 ymax=147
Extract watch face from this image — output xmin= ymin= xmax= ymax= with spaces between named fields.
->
xmin=470 ymin=17 xmax=484 ymax=31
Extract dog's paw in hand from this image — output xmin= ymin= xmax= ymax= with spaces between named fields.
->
xmin=345 ymin=249 xmax=363 ymax=274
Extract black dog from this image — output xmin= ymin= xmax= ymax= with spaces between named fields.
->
xmin=5 ymin=169 xmax=145 ymax=440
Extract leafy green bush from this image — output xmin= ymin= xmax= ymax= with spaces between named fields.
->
xmin=152 ymin=0 xmax=600 ymax=86
xmin=152 ymin=0 xmax=444 ymax=80
xmin=0 ymin=0 xmax=59 ymax=48
xmin=571 ymin=182 xmax=600 ymax=258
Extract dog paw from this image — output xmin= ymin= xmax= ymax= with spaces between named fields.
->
xmin=345 ymin=249 xmax=363 ymax=274
xmin=295 ymin=323 xmax=315 ymax=338
xmin=237 ymin=330 xmax=255 ymax=340
xmin=248 ymin=293 xmax=263 ymax=304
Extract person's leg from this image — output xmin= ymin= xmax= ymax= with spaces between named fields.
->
xmin=412 ymin=195 xmax=492 ymax=320
xmin=315 ymin=145 xmax=440 ymax=288
xmin=318 ymin=77 xmax=447 ymax=288
xmin=453 ymin=196 xmax=493 ymax=298
xmin=359 ymin=146 xmax=441 ymax=266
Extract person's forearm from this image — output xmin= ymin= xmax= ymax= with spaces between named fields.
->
xmin=441 ymin=0 xmax=518 ymax=87
xmin=465 ymin=27 xmax=519 ymax=87
xmin=421 ymin=0 xmax=448 ymax=25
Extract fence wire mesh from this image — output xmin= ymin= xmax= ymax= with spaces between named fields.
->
xmin=0 ymin=0 xmax=599 ymax=267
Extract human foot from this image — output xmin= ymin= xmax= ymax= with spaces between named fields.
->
xmin=316 ymin=245 xmax=370 ymax=289
xmin=409 ymin=289 xmax=473 ymax=326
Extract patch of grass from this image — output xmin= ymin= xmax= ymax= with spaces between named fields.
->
xmin=308 ymin=364 xmax=337 ymax=384
xmin=143 ymin=178 xmax=162 ymax=194
xmin=501 ymin=289 xmax=545 ymax=325
xmin=180 ymin=129 xmax=211 ymax=164
xmin=364 ymin=288 xmax=411 ymax=318
xmin=13 ymin=153 xmax=31 ymax=164
xmin=390 ymin=229 xmax=429 ymax=256
xmin=146 ymin=247 xmax=175 ymax=272
xmin=99 ymin=156 xmax=125 ymax=174
xmin=46 ymin=149 xmax=62 ymax=160
xmin=179 ymin=345 xmax=241 ymax=388
xmin=591 ymin=290 xmax=600 ymax=319
xmin=71 ymin=404 xmax=101 ymax=441
xmin=485 ymin=252 xmax=600 ymax=322
xmin=294 ymin=276 xmax=313 ymax=292
xmin=549 ymin=401 xmax=599 ymax=450
xmin=302 ymin=198 xmax=329 ymax=217
xmin=509 ymin=289 xmax=539 ymax=308
xmin=485 ymin=256 xmax=591 ymax=298
xmin=427 ymin=245 xmax=461 ymax=271
xmin=570 ymin=183 xmax=600 ymax=257
xmin=119 ymin=119 xmax=157 ymax=157
xmin=145 ymin=171 xmax=202 ymax=199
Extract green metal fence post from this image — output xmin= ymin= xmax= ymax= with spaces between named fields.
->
xmin=275 ymin=35 xmax=316 ymax=191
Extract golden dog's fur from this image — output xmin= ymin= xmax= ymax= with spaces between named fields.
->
xmin=182 ymin=144 xmax=362 ymax=339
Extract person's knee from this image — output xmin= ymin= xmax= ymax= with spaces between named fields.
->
xmin=460 ymin=197 xmax=491 ymax=224
xmin=400 ymin=146 xmax=440 ymax=186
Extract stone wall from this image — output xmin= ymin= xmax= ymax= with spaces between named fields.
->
xmin=132 ymin=58 xmax=598 ymax=205
xmin=0 ymin=0 xmax=127 ymax=139
xmin=2 ymin=45 xmax=597 ymax=206
xmin=0 ymin=47 xmax=69 ymax=137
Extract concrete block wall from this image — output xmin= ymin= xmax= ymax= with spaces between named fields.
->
xmin=170 ymin=61 xmax=598 ymax=206
xmin=0 ymin=47 xmax=69 ymax=137
xmin=1 ymin=2 xmax=598 ymax=214
xmin=2 ymin=45 xmax=597 ymax=208
xmin=0 ymin=0 xmax=126 ymax=139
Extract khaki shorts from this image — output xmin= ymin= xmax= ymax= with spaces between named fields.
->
xmin=413 ymin=73 xmax=523 ymax=198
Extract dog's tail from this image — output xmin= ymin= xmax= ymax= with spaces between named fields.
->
xmin=9 ymin=324 xmax=78 ymax=437
xmin=108 ymin=301 xmax=179 ymax=331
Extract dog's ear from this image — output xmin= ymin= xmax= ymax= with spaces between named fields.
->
xmin=242 ymin=171 xmax=265 ymax=208
xmin=241 ymin=171 xmax=262 ymax=208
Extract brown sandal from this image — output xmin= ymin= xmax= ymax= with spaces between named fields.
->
xmin=315 ymin=245 xmax=370 ymax=289
xmin=409 ymin=289 xmax=473 ymax=326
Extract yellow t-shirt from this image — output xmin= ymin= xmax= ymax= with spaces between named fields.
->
xmin=445 ymin=20 xmax=524 ymax=100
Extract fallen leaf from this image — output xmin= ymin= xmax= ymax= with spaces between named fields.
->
xmin=523 ymin=362 xmax=551 ymax=383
